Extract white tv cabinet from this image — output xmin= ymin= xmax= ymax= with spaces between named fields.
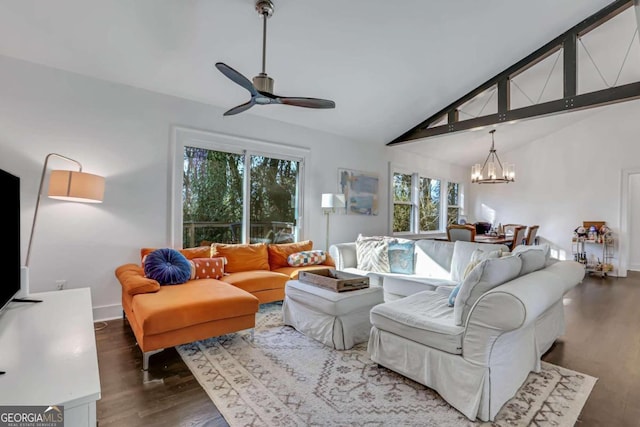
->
xmin=0 ymin=288 xmax=101 ymax=426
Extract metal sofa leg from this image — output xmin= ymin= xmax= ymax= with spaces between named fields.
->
xmin=142 ymin=349 xmax=164 ymax=371
xmin=250 ymin=328 xmax=255 ymax=342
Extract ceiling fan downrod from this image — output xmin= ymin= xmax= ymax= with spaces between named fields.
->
xmin=253 ymin=0 xmax=274 ymax=93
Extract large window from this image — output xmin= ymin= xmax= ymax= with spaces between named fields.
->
xmin=392 ymin=171 xmax=462 ymax=235
xmin=447 ymin=182 xmax=461 ymax=227
xmin=182 ymin=146 xmax=300 ymax=247
xmin=392 ymin=173 xmax=412 ymax=233
xmin=419 ymin=177 xmax=441 ymax=231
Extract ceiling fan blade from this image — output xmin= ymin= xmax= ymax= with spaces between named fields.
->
xmin=215 ymin=62 xmax=258 ymax=96
xmin=278 ymin=97 xmax=335 ymax=109
xmin=223 ymin=100 xmax=256 ymax=116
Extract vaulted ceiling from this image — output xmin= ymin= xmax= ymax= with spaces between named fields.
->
xmin=0 ymin=0 xmax=633 ymax=164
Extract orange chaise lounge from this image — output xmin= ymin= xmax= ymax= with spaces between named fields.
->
xmin=115 ymin=241 xmax=333 ymax=369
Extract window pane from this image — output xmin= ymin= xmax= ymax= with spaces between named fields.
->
xmin=393 ymin=204 xmax=411 ymax=233
xmin=447 ymin=207 xmax=460 ymax=226
xmin=249 ymin=155 xmax=299 ymax=244
xmin=448 ymin=182 xmax=460 ymax=206
xmin=183 ymin=146 xmax=244 ymax=247
xmin=393 ymin=173 xmax=412 ymax=202
xmin=419 ymin=177 xmax=441 ymax=231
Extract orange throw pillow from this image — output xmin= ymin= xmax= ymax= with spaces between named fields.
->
xmin=212 ymin=243 xmax=269 ymax=273
xmin=268 ymin=240 xmax=313 ymax=270
xmin=190 ymin=257 xmax=225 ymax=280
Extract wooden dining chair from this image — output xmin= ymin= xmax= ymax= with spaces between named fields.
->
xmin=503 ymin=223 xmax=526 ymax=236
xmin=447 ymin=224 xmax=476 ymax=242
xmin=525 ymin=225 xmax=539 ymax=245
xmin=510 ymin=226 xmax=527 ymax=249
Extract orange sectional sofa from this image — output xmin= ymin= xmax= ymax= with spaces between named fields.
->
xmin=115 ymin=241 xmax=332 ymax=369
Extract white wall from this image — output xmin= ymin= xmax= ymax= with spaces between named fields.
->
xmin=0 ymin=55 xmax=386 ymax=319
xmin=629 ymin=173 xmax=640 ymax=271
xmin=468 ymin=100 xmax=640 ymax=275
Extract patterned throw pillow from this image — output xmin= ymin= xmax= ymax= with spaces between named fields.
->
xmin=268 ymin=240 xmax=313 ymax=269
xmin=143 ymin=248 xmax=192 ymax=285
xmin=388 ymin=241 xmax=415 ymax=274
xmin=287 ymin=250 xmax=327 ymax=267
xmin=355 ymin=235 xmax=390 ymax=273
xmin=190 ymin=257 xmax=225 ymax=280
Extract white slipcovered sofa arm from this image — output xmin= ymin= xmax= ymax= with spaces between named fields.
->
xmin=330 ymin=242 xmax=357 ymax=270
xmin=463 ymin=270 xmax=566 ymax=365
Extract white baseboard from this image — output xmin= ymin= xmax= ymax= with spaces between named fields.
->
xmin=629 ymin=264 xmax=640 ymax=272
xmin=93 ymin=303 xmax=123 ymax=321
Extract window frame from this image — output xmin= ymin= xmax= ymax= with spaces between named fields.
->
xmin=390 ymin=165 xmax=464 ymax=237
xmin=391 ymin=172 xmax=415 ymax=234
xmin=171 ymin=126 xmax=309 ymax=248
xmin=446 ymin=181 xmax=462 ymax=228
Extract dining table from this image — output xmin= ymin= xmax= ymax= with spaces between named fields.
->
xmin=434 ymin=234 xmax=514 ymax=248
xmin=435 ymin=234 xmax=514 ymax=248
xmin=474 ymin=234 xmax=514 ymax=246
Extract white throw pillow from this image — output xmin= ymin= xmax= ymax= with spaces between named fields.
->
xmin=462 ymin=248 xmax=503 ymax=280
xmin=355 ymin=235 xmax=391 ymax=273
xmin=453 ymin=255 xmax=522 ymax=326
xmin=450 ymin=241 xmax=509 ymax=282
xmin=514 ymin=248 xmax=546 ymax=275
xmin=512 ymin=243 xmax=551 ymax=262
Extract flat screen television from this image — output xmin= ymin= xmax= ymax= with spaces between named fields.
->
xmin=0 ymin=168 xmax=20 ymax=314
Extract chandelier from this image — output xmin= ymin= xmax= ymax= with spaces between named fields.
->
xmin=471 ymin=130 xmax=515 ymax=184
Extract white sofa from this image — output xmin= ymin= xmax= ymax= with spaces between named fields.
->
xmin=330 ymin=239 xmax=585 ymax=421
xmin=330 ymin=239 xmax=509 ymax=300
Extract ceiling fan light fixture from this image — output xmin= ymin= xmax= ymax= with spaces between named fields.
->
xmin=471 ymin=130 xmax=515 ymax=184
xmin=215 ymin=0 xmax=335 ymax=116
xmin=253 ymin=73 xmax=274 ymax=93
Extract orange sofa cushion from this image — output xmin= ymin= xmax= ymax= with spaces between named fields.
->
xmin=222 ymin=270 xmax=289 ymax=293
xmin=131 ymin=279 xmax=259 ymax=335
xmin=140 ymin=246 xmax=212 ymax=264
xmin=212 ymin=243 xmax=269 ymax=273
xmin=268 ymin=240 xmax=313 ymax=270
xmin=115 ymin=264 xmax=160 ymax=295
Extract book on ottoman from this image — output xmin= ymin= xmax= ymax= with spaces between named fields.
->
xmin=298 ymin=268 xmax=369 ymax=292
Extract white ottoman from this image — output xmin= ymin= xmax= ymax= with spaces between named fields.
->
xmin=282 ymin=279 xmax=384 ymax=350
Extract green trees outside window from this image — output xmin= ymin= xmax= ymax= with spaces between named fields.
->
xmin=392 ymin=171 xmax=461 ymax=235
xmin=183 ymin=146 xmax=299 ymax=247
xmin=392 ymin=173 xmax=412 ymax=233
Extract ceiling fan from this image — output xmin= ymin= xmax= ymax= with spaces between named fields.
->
xmin=216 ymin=0 xmax=335 ymax=116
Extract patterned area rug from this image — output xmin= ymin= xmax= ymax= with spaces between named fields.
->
xmin=177 ymin=304 xmax=596 ymax=427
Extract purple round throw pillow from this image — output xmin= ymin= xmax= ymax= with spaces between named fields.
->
xmin=144 ymin=248 xmax=191 ymax=285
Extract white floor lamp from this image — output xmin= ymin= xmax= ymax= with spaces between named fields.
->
xmin=21 ymin=153 xmax=105 ymax=298
xmin=321 ymin=193 xmax=345 ymax=251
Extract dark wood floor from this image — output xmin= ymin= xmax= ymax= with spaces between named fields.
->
xmin=542 ymin=272 xmax=640 ymax=427
xmin=95 ymin=273 xmax=640 ymax=426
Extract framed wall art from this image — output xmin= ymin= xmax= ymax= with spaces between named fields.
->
xmin=338 ymin=168 xmax=379 ymax=216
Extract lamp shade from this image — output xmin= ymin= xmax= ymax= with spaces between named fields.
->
xmin=321 ymin=193 xmax=345 ymax=209
xmin=48 ymin=170 xmax=105 ymax=203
